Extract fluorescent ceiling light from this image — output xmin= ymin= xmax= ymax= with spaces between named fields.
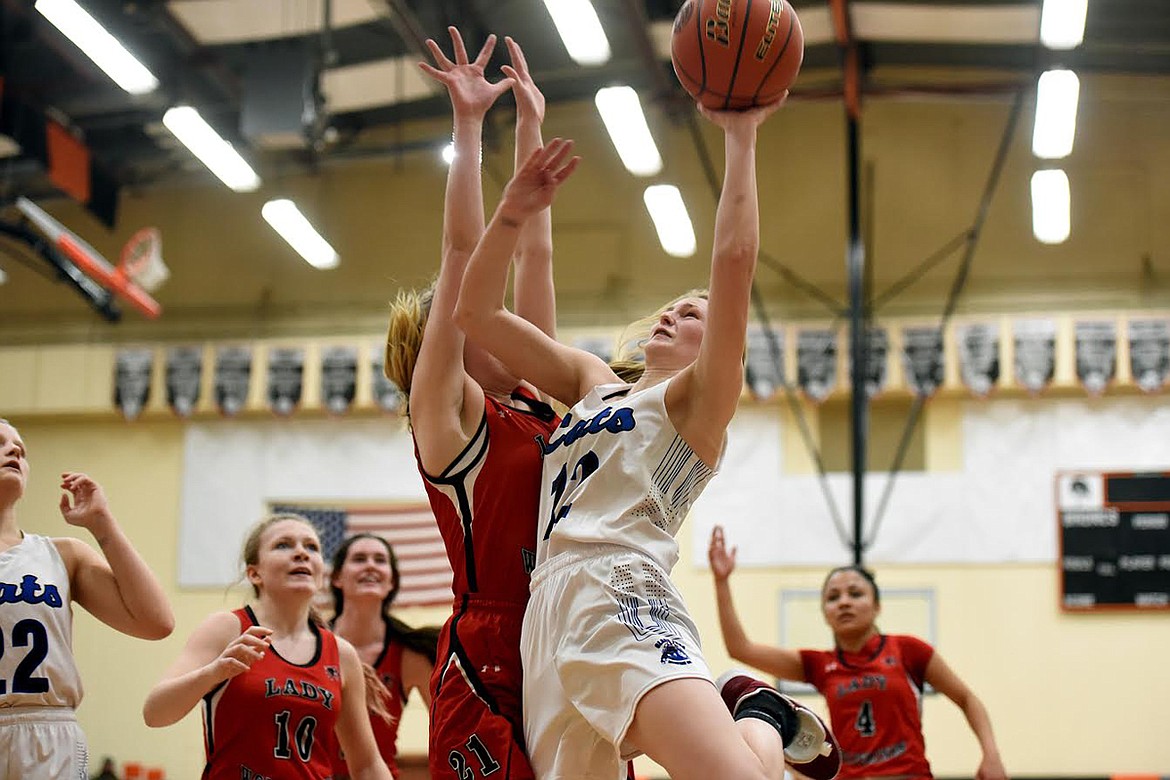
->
xmin=1031 ymin=169 xmax=1070 ymax=244
xmin=1040 ymin=0 xmax=1088 ymax=50
xmin=163 ymin=106 xmax=261 ymax=192
xmin=1032 ymin=69 xmax=1080 ymax=159
xmin=262 ymin=199 xmax=339 ymax=269
xmin=543 ymin=0 xmax=611 ymax=65
xmin=35 ymin=0 xmax=159 ymax=94
xmin=643 ymin=185 xmax=696 ymax=258
xmin=595 ymin=87 xmax=662 ymax=177
xmin=441 ymin=142 xmax=455 ymax=165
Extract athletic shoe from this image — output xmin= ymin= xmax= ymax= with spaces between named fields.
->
xmin=715 ymin=669 xmax=842 ymax=780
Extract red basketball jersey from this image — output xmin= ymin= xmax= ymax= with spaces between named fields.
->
xmin=202 ymin=607 xmax=344 ymax=780
xmin=417 ymin=389 xmax=558 ymax=603
xmin=329 ymin=627 xmax=407 ymax=779
xmin=801 ymin=634 xmax=935 ymax=780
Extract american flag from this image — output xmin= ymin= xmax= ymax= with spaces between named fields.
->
xmin=270 ymin=502 xmax=453 ymax=608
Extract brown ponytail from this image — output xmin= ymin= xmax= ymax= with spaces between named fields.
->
xmin=360 ymin=661 xmax=395 ymax=725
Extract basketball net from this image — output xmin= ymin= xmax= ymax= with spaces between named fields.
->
xmin=120 ymin=227 xmax=169 ymax=293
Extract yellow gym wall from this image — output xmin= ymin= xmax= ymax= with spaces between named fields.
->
xmin=7 ymin=395 xmax=1170 ymax=778
xmin=3 ymin=75 xmax=1169 ymax=778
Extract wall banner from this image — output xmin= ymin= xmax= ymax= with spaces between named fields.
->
xmin=1014 ymin=319 xmax=1056 ymax=394
xmin=165 ymin=346 xmax=202 ymax=418
xmin=371 ymin=343 xmax=403 ymax=414
xmin=796 ymin=328 xmax=837 ymax=403
xmin=1074 ymin=320 xmax=1117 ymax=396
xmin=956 ymin=322 xmax=1000 ymax=397
xmin=1128 ymin=319 xmax=1170 ymax=394
xmin=901 ymin=326 xmax=944 ymax=398
xmin=321 ymin=345 xmax=357 ymax=415
xmin=746 ymin=325 xmax=785 ymax=401
xmin=215 ymin=345 xmax=252 ymax=417
xmin=862 ymin=326 xmax=889 ymax=399
xmin=113 ymin=347 xmax=153 ymax=420
xmin=267 ymin=346 xmax=304 ymax=417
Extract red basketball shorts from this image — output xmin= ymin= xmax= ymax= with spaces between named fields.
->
xmin=429 ymin=602 xmax=533 ymax=780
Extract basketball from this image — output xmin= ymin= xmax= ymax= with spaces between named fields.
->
xmin=670 ymin=0 xmax=804 ymax=110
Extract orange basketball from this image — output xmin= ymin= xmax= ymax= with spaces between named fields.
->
xmin=670 ymin=0 xmax=804 ymax=110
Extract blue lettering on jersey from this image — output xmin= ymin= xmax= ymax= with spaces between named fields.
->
xmin=540 ymin=406 xmax=636 ymax=455
xmin=0 ymin=575 xmax=64 ymax=608
xmin=263 ymin=677 xmax=335 ymax=709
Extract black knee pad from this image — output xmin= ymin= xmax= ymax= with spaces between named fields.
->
xmin=732 ymin=689 xmax=801 ymax=748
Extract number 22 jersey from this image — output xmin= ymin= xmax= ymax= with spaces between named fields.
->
xmin=0 ymin=533 xmax=82 ymax=709
xmin=202 ymin=607 xmax=343 ymax=779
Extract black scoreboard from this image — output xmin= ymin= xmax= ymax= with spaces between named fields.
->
xmin=1058 ymin=471 xmax=1170 ymax=611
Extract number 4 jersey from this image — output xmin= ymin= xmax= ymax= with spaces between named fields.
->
xmin=0 ymin=533 xmax=83 ymax=709
xmin=201 ymin=607 xmax=343 ymax=780
xmin=800 ymin=634 xmax=935 ymax=779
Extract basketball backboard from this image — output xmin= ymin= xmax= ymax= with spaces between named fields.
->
xmin=15 ymin=197 xmax=162 ymax=319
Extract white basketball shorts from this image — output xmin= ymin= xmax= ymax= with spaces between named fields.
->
xmin=521 ymin=546 xmax=712 ymax=780
xmin=0 ymin=706 xmax=88 ymax=780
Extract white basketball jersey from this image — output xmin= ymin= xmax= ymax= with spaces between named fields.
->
xmin=0 ymin=534 xmax=83 ymax=709
xmin=536 ymin=380 xmax=720 ymax=573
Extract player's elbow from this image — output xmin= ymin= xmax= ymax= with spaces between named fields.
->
xmin=956 ymin=688 xmax=982 ymax=714
xmin=144 ymin=615 xmax=176 ymax=640
xmin=714 ymin=241 xmax=759 ymax=272
xmin=142 ymin=699 xmax=176 ymax=729
xmin=452 ymin=295 xmax=483 ymax=333
xmin=726 ymin=637 xmax=752 ymax=662
xmin=129 ymin=611 xmax=176 ymax=641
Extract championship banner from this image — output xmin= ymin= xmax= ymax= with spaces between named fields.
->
xmin=1013 ymin=319 xmax=1056 ymax=394
xmin=320 ymin=345 xmax=358 ymax=415
xmin=796 ymin=328 xmax=837 ymax=402
xmin=113 ymin=347 xmax=153 ymax=420
xmin=214 ymin=345 xmax=252 ymax=417
xmin=266 ymin=346 xmax=304 ymax=417
xmin=863 ymin=326 xmax=889 ymax=399
xmin=955 ymin=322 xmax=1000 ymax=397
xmin=1074 ymin=320 xmax=1116 ymax=396
xmin=371 ymin=343 xmax=403 ymax=414
xmin=165 ymin=345 xmax=203 ymax=418
xmin=745 ymin=325 xmax=784 ymax=401
xmin=1128 ymin=319 xmax=1170 ymax=393
xmin=900 ymin=326 xmax=944 ymax=398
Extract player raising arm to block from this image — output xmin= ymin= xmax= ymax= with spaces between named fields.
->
xmin=709 ymin=525 xmax=1008 ymax=780
xmin=384 ymin=28 xmax=566 ymax=780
